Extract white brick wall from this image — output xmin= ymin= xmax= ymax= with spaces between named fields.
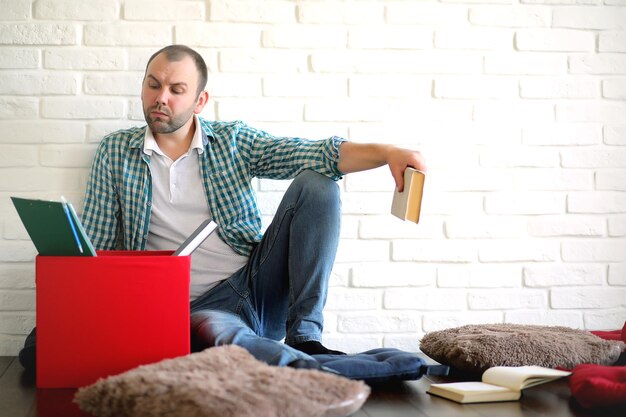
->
xmin=0 ymin=0 xmax=624 ymax=355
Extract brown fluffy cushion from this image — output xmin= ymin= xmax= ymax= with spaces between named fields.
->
xmin=74 ymin=345 xmax=370 ymax=417
xmin=420 ymin=323 xmax=626 ymax=374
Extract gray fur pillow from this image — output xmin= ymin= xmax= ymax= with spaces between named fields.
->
xmin=74 ymin=345 xmax=370 ymax=417
xmin=420 ymin=323 xmax=625 ymax=374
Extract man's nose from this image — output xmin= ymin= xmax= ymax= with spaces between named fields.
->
xmin=155 ymin=88 xmax=168 ymax=105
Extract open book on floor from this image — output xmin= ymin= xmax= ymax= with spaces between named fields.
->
xmin=427 ymin=366 xmax=571 ymax=404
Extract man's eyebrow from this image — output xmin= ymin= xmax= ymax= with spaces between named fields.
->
xmin=146 ymin=74 xmax=188 ymax=88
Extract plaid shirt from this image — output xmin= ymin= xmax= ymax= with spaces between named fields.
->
xmin=82 ymin=118 xmax=346 ymax=256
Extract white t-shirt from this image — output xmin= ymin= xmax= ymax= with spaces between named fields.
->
xmin=143 ymin=116 xmax=248 ymax=301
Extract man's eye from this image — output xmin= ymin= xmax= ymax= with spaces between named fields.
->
xmin=172 ymin=89 xmax=184 ymax=94
xmin=149 ymin=84 xmax=159 ymax=89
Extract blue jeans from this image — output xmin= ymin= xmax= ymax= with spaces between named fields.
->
xmin=189 ymin=170 xmax=341 ymax=366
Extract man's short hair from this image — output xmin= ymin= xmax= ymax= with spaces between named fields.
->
xmin=146 ymin=45 xmax=208 ymax=97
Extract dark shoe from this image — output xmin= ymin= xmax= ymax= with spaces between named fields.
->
xmin=289 ymin=340 xmax=347 ymax=356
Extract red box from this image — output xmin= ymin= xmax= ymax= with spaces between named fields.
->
xmin=36 ymin=250 xmax=191 ymax=388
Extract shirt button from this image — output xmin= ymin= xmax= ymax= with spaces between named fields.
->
xmin=143 ymin=235 xmax=149 ymax=239
xmin=146 ymin=201 xmax=152 ymax=206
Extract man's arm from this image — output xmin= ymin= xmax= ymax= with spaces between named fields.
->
xmin=337 ymin=142 xmax=427 ymax=192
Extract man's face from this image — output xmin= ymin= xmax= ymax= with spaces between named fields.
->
xmin=141 ymin=53 xmax=202 ymax=135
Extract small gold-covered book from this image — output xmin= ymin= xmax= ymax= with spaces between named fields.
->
xmin=391 ymin=167 xmax=425 ymax=224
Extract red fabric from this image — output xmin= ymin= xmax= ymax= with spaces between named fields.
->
xmin=570 ymin=364 xmax=626 ymax=408
xmin=590 ymin=322 xmax=626 ymax=342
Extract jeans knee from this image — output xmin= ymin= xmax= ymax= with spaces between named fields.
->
xmin=292 ymin=170 xmax=340 ymax=210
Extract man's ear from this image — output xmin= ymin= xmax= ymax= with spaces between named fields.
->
xmin=194 ymin=90 xmax=209 ymax=114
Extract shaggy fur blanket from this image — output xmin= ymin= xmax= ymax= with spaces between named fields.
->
xmin=74 ymin=345 xmax=370 ymax=417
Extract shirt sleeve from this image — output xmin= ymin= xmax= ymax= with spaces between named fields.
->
xmin=81 ymin=138 xmax=123 ymax=250
xmin=238 ymin=123 xmax=347 ymax=181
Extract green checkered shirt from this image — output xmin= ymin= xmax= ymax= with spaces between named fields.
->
xmin=82 ymin=118 xmax=346 ymax=256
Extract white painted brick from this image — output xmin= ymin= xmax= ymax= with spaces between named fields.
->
xmin=551 ymin=288 xmax=626 ymax=308
xmin=389 ymin=101 xmax=473 ymax=123
xmin=338 ymin=312 xmax=422 ymax=333
xmin=0 ymin=313 xmax=35 ymax=334
xmin=479 ymin=240 xmax=560 ymax=262
xmin=609 ymin=216 xmax=626 ymax=237
xmin=384 ymin=335 xmax=423 ymax=352
xmin=485 ymin=53 xmax=566 ymax=75
xmin=84 ymin=73 xmax=143 ymax=96
xmin=0 ymin=121 xmax=85 ymax=144
xmin=505 ymin=310 xmax=583 ymax=329
xmin=603 ymin=79 xmax=626 ymax=99
xmin=322 ymin=335 xmax=382 ymax=354
xmin=88 ymin=121 xmax=142 ymax=143
xmin=599 ymin=31 xmax=626 ymax=52
xmin=216 ymin=99 xmax=302 ymax=122
xmin=0 ymin=290 xmax=34 ymax=311
xmin=423 ymin=312 xmax=504 ymax=332
xmin=0 ymin=72 xmax=78 ymax=95
xmin=0 ymin=98 xmax=38 ymax=120
xmin=257 ymin=178 xmax=292 ymax=192
xmin=177 ymin=23 xmax=262 ymax=47
xmin=604 ymin=125 xmax=626 ymax=145
xmin=325 ymin=289 xmax=382 ymax=311
xmin=0 ymin=0 xmax=30 ymax=20
xmin=4 ymin=214 xmax=29 ymax=240
xmin=597 ymin=169 xmax=626 ymax=191
xmin=44 ymin=48 xmax=125 ymax=70
xmin=344 ymin=166 xmax=394 ymax=192
xmin=339 ymin=215 xmax=358 ymax=239
xmin=349 ymin=75 xmax=432 ymax=98
xmin=569 ymin=54 xmax=626 ymax=74
xmin=523 ymin=124 xmax=601 ymax=146
xmin=562 ymin=239 xmax=626 ymax=262
xmin=520 ymin=0 xmax=604 ymax=4
xmin=486 ymin=192 xmax=565 ymax=215
xmin=208 ymin=74 xmax=262 ymax=98
xmin=437 ymin=264 xmax=522 ymax=288
xmin=385 ymin=3 xmax=467 ymax=25
xmin=561 ymin=147 xmax=626 ymax=168
xmin=474 ymin=102 xmax=554 ymax=123
xmin=423 ymin=192 xmax=484 ymax=216
xmin=528 ymin=215 xmax=606 ymax=237
xmin=0 ymin=145 xmax=37 ymax=167
xmin=298 ymin=2 xmax=383 ymax=24
xmin=392 ymin=240 xmax=477 ymax=262
xmin=310 ymin=50 xmax=483 ymax=74
xmin=39 ymin=145 xmax=98 ymax=168
xmin=469 ymin=6 xmax=551 ymax=27
xmin=608 ymin=263 xmax=626 ymax=285
xmin=0 ymin=23 xmax=77 ymax=45
xmin=516 ymin=29 xmax=594 ymax=52
xmin=128 ymin=98 xmax=146 ymax=121
xmin=322 ymin=311 xmax=337 ymax=333
xmin=125 ymin=0 xmax=205 ymax=21
xmin=520 ymin=77 xmax=598 ymax=99
xmin=584 ymin=310 xmax=626 ymax=330
xmin=262 ymin=26 xmax=346 ymax=48
xmin=469 ymin=289 xmax=547 ymax=310
xmin=0 ymin=168 xmax=82 ymax=192
xmin=568 ymin=192 xmax=626 ymax=214
xmin=481 ymin=147 xmax=560 ymax=168
xmin=524 ymin=264 xmax=605 ymax=287
xmin=385 ymin=288 xmax=466 ymax=310
xmin=434 ymin=76 xmax=518 ymax=99
xmin=219 ymin=50 xmax=308 ymax=73
xmin=351 ymin=263 xmax=436 ymax=288
xmin=263 ymin=75 xmax=346 ymax=97
xmin=336 ymin=239 xmax=389 ymax=263
xmin=432 ymin=169 xmax=512 ymax=192
xmin=445 ymin=216 xmax=527 ymax=239
xmin=85 ymin=23 xmax=172 ymax=46
xmin=305 ymin=99 xmax=390 ymax=122
xmin=211 ymin=0 xmax=294 ymax=23
xmin=37 ymin=0 xmax=117 ymax=20
xmin=349 ymin=27 xmax=432 ymax=49
xmin=0 ymin=242 xmax=36 ymax=262
xmin=255 ymin=191 xmax=284 ymax=216
xmin=435 ymin=28 xmax=513 ymax=50
xmin=329 ymin=264 xmax=350 ymax=287
xmin=359 ymin=216 xmax=444 ymax=240
xmin=514 ymin=169 xmax=594 ymax=191
xmin=0 ymin=263 xmax=34 ymax=289
xmin=41 ymin=98 xmax=124 ymax=119
xmin=553 ymin=7 xmax=626 ymax=30
xmin=0 ymin=48 xmax=39 ymax=69
xmin=557 ymin=102 xmax=626 ymax=122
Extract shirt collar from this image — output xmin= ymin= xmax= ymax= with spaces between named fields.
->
xmin=143 ymin=114 xmax=204 ymax=157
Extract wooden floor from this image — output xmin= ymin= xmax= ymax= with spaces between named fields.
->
xmin=1 ymin=355 xmax=625 ymax=417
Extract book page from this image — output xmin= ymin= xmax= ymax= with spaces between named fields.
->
xmin=482 ymin=366 xmax=571 ymax=391
xmin=431 ymin=382 xmax=513 ymax=395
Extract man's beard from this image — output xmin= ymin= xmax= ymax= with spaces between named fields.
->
xmin=143 ymin=104 xmax=195 ymax=134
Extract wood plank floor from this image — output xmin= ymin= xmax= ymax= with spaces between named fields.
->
xmin=1 ymin=356 xmax=625 ymax=417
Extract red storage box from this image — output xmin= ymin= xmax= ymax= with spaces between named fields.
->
xmin=36 ymin=250 xmax=191 ymax=388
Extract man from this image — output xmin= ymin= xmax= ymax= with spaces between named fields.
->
xmin=20 ymin=44 xmax=426 ymax=371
